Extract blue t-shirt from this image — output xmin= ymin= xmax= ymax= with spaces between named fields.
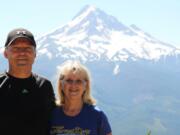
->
xmin=49 ymin=103 xmax=111 ymax=135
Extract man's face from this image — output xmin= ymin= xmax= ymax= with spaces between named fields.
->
xmin=4 ymin=38 xmax=36 ymax=68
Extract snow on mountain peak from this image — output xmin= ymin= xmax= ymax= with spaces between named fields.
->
xmin=36 ymin=5 xmax=180 ymax=62
xmin=76 ymin=5 xmax=96 ymax=16
xmin=72 ymin=5 xmax=99 ymax=21
xmin=68 ymin=4 xmax=131 ymax=36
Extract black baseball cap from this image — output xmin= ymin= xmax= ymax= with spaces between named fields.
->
xmin=5 ymin=28 xmax=36 ymax=47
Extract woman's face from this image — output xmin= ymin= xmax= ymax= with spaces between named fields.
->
xmin=62 ymin=72 xmax=86 ymax=101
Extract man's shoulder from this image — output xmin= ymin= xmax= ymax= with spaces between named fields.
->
xmin=0 ymin=72 xmax=6 ymax=77
xmin=32 ymin=73 xmax=51 ymax=84
xmin=0 ymin=72 xmax=7 ymax=80
xmin=32 ymin=73 xmax=49 ymax=80
xmin=0 ymin=73 xmax=9 ymax=87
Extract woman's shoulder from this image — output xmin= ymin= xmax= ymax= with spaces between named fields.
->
xmin=83 ymin=104 xmax=110 ymax=123
xmin=84 ymin=103 xmax=104 ymax=115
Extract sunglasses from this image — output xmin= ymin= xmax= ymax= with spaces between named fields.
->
xmin=63 ymin=79 xmax=86 ymax=85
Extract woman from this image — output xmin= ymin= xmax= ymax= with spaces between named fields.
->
xmin=49 ymin=60 xmax=112 ymax=135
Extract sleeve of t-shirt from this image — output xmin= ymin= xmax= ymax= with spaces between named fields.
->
xmin=42 ymin=80 xmax=56 ymax=112
xmin=98 ymin=111 xmax=112 ymax=135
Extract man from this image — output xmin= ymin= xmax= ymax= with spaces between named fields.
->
xmin=0 ymin=28 xmax=56 ymax=135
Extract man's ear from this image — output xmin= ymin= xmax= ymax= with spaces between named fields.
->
xmin=4 ymin=49 xmax=8 ymax=59
xmin=35 ymin=50 xmax=37 ymax=57
xmin=34 ymin=49 xmax=37 ymax=58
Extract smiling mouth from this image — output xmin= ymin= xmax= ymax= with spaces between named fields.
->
xmin=17 ymin=58 xmax=28 ymax=61
xmin=16 ymin=59 xmax=29 ymax=65
xmin=69 ymin=89 xmax=79 ymax=95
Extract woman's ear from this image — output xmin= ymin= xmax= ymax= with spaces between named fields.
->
xmin=83 ymin=81 xmax=87 ymax=91
xmin=61 ymin=81 xmax=64 ymax=91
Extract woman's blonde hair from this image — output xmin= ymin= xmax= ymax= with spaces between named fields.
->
xmin=57 ymin=60 xmax=96 ymax=105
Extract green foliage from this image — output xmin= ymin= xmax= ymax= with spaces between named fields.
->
xmin=146 ymin=130 xmax=151 ymax=135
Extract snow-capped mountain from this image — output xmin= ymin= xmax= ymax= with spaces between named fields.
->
xmin=37 ymin=5 xmax=180 ymax=62
xmin=1 ymin=5 xmax=180 ymax=135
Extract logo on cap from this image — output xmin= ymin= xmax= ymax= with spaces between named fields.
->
xmin=16 ymin=30 xmax=26 ymax=35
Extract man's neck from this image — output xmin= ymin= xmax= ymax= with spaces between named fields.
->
xmin=8 ymin=67 xmax=32 ymax=78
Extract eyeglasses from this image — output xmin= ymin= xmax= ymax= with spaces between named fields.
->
xmin=63 ymin=79 xmax=86 ymax=85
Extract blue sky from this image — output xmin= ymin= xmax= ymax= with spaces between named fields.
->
xmin=0 ymin=0 xmax=180 ymax=47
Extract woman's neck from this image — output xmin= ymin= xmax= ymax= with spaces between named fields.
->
xmin=63 ymin=100 xmax=83 ymax=116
